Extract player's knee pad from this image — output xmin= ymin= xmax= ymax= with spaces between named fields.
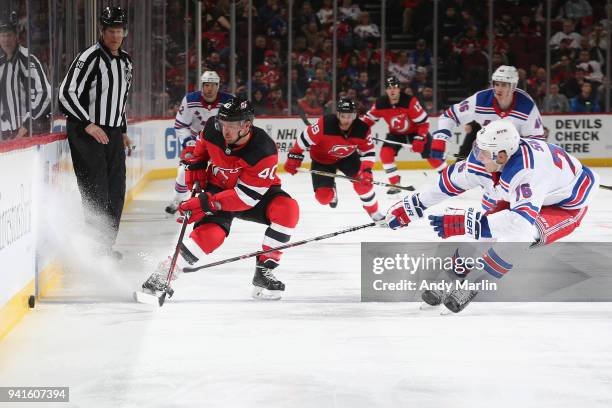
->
xmin=266 ymin=195 xmax=300 ymax=228
xmin=315 ymin=187 xmax=335 ymax=205
xmin=190 ymin=223 xmax=226 ymax=254
xmin=380 ymin=146 xmax=396 ymax=164
xmin=352 ymin=181 xmax=374 ymax=196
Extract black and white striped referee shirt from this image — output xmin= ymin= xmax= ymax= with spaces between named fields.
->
xmin=59 ymin=41 xmax=132 ymax=131
xmin=0 ymin=45 xmax=50 ymax=132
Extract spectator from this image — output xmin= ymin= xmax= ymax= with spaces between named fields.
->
xmin=551 ymin=55 xmax=574 ymax=85
xmin=563 ymin=0 xmax=593 ymax=26
xmin=494 ymin=13 xmax=515 ymax=38
xmin=410 ymin=38 xmax=432 ymax=68
xmin=402 ymin=0 xmax=420 ymax=33
xmin=439 ymin=6 xmax=462 ymax=41
xmin=253 ymin=35 xmax=267 ymax=68
xmin=516 ymin=15 xmax=541 ymax=37
xmin=388 ymin=51 xmax=415 ymax=87
xmin=317 ymin=0 xmax=334 ymax=25
xmin=252 ymin=89 xmax=269 ymax=115
xmin=265 ymin=87 xmax=288 ymax=115
xmin=419 ymin=86 xmax=436 ymax=114
xmin=250 ymin=70 xmax=268 ymax=94
xmin=267 ymin=7 xmax=287 ymax=39
xmin=297 ymin=1 xmax=320 ymax=36
xmin=258 ymin=50 xmax=282 ymax=89
xmin=527 ymin=67 xmax=547 ymax=105
xmin=353 ymin=71 xmax=373 ymax=105
xmin=561 ymin=66 xmax=587 ymax=98
xmin=589 ymin=23 xmax=608 ymax=51
xmin=542 ymin=83 xmax=570 ymax=113
xmin=570 ymin=82 xmax=600 ymax=112
xmin=340 ymin=0 xmax=362 ymax=22
xmin=354 ymin=12 xmax=381 ymax=47
xmin=551 ymin=37 xmax=576 ymax=62
xmin=409 ymin=66 xmax=431 ymax=96
xmin=258 ymin=0 xmax=280 ymax=25
xmin=517 ymin=68 xmax=528 ymax=90
xmin=205 ymin=51 xmax=227 ymax=81
xmin=576 ymin=49 xmax=603 ymax=84
xmin=297 ymin=88 xmax=323 ymax=116
xmin=343 ymin=55 xmax=361 ymax=84
xmin=550 ymin=19 xmax=582 ymax=49
xmin=310 ymin=67 xmax=332 ymax=103
xmin=491 ymin=51 xmax=508 ymax=72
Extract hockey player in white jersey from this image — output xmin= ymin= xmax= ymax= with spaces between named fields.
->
xmin=164 ymin=71 xmax=234 ymax=214
xmin=385 ymin=120 xmax=599 ymax=313
xmin=430 ymin=65 xmax=545 ymax=162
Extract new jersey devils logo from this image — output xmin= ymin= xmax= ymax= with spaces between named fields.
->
xmin=329 ymin=145 xmax=356 ymax=157
xmin=390 ymin=114 xmax=409 ymax=133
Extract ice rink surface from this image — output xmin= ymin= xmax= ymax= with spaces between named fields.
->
xmin=1 ymin=169 xmax=612 ymax=407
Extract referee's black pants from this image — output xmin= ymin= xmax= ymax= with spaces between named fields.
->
xmin=67 ymin=119 xmax=126 ymax=250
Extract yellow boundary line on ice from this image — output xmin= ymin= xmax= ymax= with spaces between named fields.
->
xmin=0 ymin=168 xmax=174 ymax=343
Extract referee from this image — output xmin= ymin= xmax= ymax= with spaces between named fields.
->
xmin=0 ymin=11 xmax=51 ymax=140
xmin=59 ymin=6 xmax=133 ymax=260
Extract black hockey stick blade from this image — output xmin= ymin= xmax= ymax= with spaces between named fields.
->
xmin=183 ymin=221 xmax=379 ymax=273
xmin=600 ymin=184 xmax=612 ymax=191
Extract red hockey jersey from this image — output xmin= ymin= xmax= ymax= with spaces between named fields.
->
xmin=192 ymin=119 xmax=281 ymax=212
xmin=362 ymin=94 xmax=429 ymax=136
xmin=293 ymin=115 xmax=376 ymax=166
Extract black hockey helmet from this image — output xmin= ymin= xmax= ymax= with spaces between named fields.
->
xmin=0 ymin=11 xmax=18 ymax=33
xmin=100 ymin=6 xmax=127 ymax=29
xmin=217 ymin=97 xmax=255 ymax=122
xmin=336 ymin=97 xmax=357 ymax=113
xmin=385 ymin=76 xmax=401 ymax=88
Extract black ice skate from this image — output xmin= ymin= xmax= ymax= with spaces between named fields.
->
xmin=252 ymin=261 xmax=285 ymax=300
xmin=443 ymin=288 xmax=478 ymax=313
xmin=421 ymin=289 xmax=447 ymax=306
xmin=165 ymin=198 xmax=181 ymax=215
xmin=134 ymin=258 xmax=177 ymax=306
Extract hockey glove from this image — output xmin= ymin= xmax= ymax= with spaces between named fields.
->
xmin=356 ymin=164 xmax=374 ymax=188
xmin=177 ymin=192 xmax=219 ymax=224
xmin=430 ymin=137 xmax=446 ymax=160
xmin=411 ymin=134 xmax=428 ymax=154
xmin=179 ymin=135 xmax=198 ymax=160
xmin=428 ymin=207 xmax=492 ymax=240
xmin=184 ymin=161 xmax=208 ymax=191
xmin=284 ymin=149 xmax=304 ymax=175
xmin=385 ymin=193 xmax=426 ymax=230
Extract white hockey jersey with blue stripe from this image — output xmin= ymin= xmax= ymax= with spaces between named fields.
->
xmin=419 ymin=139 xmax=599 ymax=240
xmin=174 ymin=91 xmax=233 ymax=143
xmin=433 ymin=88 xmax=545 ymax=142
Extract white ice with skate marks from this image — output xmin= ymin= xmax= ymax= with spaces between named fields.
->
xmin=1 ymin=169 xmax=612 ymax=408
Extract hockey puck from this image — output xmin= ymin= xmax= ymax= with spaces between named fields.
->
xmin=28 ymin=295 xmax=35 ymax=308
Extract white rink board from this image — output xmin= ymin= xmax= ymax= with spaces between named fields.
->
xmin=0 ymin=148 xmax=37 ymax=305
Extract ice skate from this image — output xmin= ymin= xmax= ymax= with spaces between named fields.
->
xmin=419 ymin=288 xmax=447 ymax=310
xmin=134 ymin=257 xmax=179 ymax=305
xmin=443 ymin=287 xmax=478 ymax=313
xmin=164 ymin=197 xmax=182 ymax=215
xmin=252 ymin=261 xmax=285 ymax=300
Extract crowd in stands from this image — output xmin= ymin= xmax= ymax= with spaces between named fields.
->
xmin=162 ymin=0 xmax=609 ymax=118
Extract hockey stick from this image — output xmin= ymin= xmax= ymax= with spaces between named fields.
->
xmin=134 ymin=182 xmax=199 ymax=306
xmin=371 ymin=136 xmax=412 ymax=148
xmin=296 ymin=167 xmax=416 ymax=191
xmin=183 ymin=221 xmax=378 ymax=273
xmin=600 ymin=184 xmax=612 ymax=191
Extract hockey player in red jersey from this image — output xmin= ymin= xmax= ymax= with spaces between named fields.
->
xmin=141 ymin=98 xmax=300 ymax=300
xmin=362 ymin=76 xmax=446 ymax=194
xmin=284 ymin=97 xmax=384 ymax=221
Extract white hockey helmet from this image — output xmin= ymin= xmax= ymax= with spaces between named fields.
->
xmin=201 ymin=70 xmax=220 ymax=84
xmin=475 ymin=119 xmax=520 ymax=159
xmin=491 ymin=65 xmax=518 ymax=90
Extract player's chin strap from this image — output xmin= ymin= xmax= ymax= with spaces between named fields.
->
xmin=227 ymin=121 xmax=252 ymax=149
